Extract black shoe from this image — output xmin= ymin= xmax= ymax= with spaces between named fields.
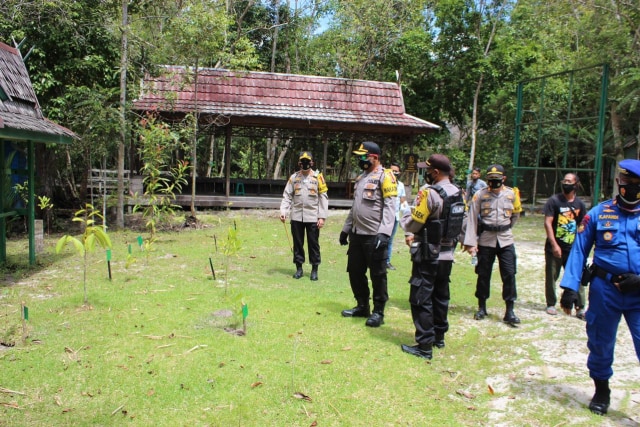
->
xmin=310 ymin=270 xmax=318 ymax=281
xmin=589 ymin=379 xmax=610 ymax=415
xmin=341 ymin=305 xmax=370 ymax=318
xmin=434 ymin=334 xmax=445 ymax=349
xmin=401 ymin=343 xmax=433 ymax=360
xmin=293 ymin=267 xmax=303 ymax=279
xmin=474 ymin=308 xmax=487 ymax=320
xmin=365 ymin=312 xmax=384 ymax=327
xmin=588 ymin=400 xmax=609 ymax=415
xmin=386 ymin=263 xmax=396 ymax=270
xmin=503 ymin=310 xmax=521 ymax=324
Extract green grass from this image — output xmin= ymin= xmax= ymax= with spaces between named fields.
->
xmin=0 ymin=211 xmax=631 ymax=426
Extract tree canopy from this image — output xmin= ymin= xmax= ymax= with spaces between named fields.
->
xmin=1 ymin=0 xmax=638 ymax=211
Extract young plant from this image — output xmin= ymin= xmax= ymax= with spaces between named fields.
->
xmin=133 ymin=113 xmax=189 ymax=239
xmin=221 ymin=223 xmax=241 ymax=296
xmin=37 ymin=195 xmax=54 ymax=235
xmin=55 ymin=203 xmax=112 ymax=305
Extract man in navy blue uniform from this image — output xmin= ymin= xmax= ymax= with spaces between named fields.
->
xmin=560 ymin=159 xmax=640 ymax=416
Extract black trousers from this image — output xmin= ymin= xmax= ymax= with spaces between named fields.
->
xmin=346 ymin=233 xmax=388 ymax=307
xmin=291 ymin=220 xmax=320 ymax=266
xmin=409 ymin=259 xmax=453 ymax=345
xmin=475 ymin=243 xmax=517 ymax=302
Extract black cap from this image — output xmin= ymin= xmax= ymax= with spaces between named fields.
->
xmin=486 ymin=164 xmax=505 ymax=177
xmin=353 ymin=141 xmax=381 ymax=156
xmin=426 ymin=154 xmax=451 ymax=173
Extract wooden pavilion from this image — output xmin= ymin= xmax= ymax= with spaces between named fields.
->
xmin=0 ymin=41 xmax=76 ymax=264
xmin=132 ymin=67 xmax=440 ymax=208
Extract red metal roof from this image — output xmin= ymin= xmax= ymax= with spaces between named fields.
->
xmin=133 ymin=67 xmax=440 ymax=135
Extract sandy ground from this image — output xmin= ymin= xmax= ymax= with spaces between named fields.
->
xmin=483 ymin=239 xmax=640 ymax=426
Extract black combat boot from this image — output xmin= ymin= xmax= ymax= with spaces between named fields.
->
xmin=503 ymin=300 xmax=521 ymax=324
xmin=293 ymin=263 xmax=303 ymax=279
xmin=365 ymin=303 xmax=385 ymax=327
xmin=434 ymin=333 xmax=445 ymax=349
xmin=588 ymin=379 xmax=610 ymax=415
xmin=341 ymin=300 xmax=370 ymax=317
xmin=310 ymin=265 xmax=318 ymax=281
xmin=401 ymin=343 xmax=433 ymax=360
xmin=474 ymin=299 xmax=488 ymax=320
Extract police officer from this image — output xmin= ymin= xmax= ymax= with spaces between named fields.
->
xmin=340 ymin=141 xmax=397 ymax=327
xmin=560 ymin=159 xmax=640 ymax=416
xmin=463 ymin=164 xmax=523 ymax=324
xmin=280 ymin=151 xmax=329 ymax=281
xmin=400 ymin=154 xmax=464 ymax=359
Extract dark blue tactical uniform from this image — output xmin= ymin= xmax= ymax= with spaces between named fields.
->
xmin=560 ymin=159 xmax=640 ymax=415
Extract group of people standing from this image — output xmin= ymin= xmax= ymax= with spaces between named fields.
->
xmin=279 ymin=145 xmax=640 ymax=417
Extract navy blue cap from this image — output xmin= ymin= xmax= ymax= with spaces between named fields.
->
xmin=619 ymin=159 xmax=640 ymax=178
xmin=426 ymin=154 xmax=451 ymax=173
xmin=486 ymin=164 xmax=505 ymax=177
xmin=353 ymin=141 xmax=381 ymax=156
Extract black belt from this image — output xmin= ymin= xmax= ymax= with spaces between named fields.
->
xmin=592 ymin=264 xmax=618 ymax=283
xmin=481 ymin=224 xmax=511 ymax=232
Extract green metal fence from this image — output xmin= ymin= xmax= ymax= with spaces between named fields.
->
xmin=513 ymin=64 xmax=609 ymax=208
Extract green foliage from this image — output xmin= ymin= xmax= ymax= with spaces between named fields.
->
xmin=13 ymin=181 xmax=28 ymax=207
xmin=37 ymin=195 xmax=54 ymax=234
xmin=134 ymin=113 xmax=190 ymax=237
xmin=55 ymin=203 xmax=112 ymax=305
xmin=2 ymin=0 xmax=640 ymax=210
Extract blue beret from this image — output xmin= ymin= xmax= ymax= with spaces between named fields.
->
xmin=619 ymin=159 xmax=640 ymax=178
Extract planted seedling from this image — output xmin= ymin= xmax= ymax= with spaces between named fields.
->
xmin=55 ymin=203 xmax=112 ymax=305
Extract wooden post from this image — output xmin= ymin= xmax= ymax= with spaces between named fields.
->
xmin=34 ymin=219 xmax=44 ymax=253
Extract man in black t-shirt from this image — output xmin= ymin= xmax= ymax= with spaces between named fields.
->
xmin=543 ymin=173 xmax=587 ymax=318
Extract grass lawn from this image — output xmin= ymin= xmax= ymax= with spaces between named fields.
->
xmin=0 ymin=210 xmax=637 ymax=426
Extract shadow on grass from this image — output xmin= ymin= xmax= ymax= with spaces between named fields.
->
xmin=0 ymin=249 xmax=74 ymax=285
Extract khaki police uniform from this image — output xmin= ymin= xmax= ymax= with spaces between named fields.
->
xmin=280 ymin=169 xmax=328 ymax=266
xmin=464 ymin=185 xmax=522 ymax=303
xmin=342 ymin=164 xmax=397 ymax=310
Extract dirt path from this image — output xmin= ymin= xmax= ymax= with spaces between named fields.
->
xmin=486 ymin=239 xmax=639 ymax=426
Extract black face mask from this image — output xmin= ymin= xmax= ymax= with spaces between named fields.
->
xmin=425 ymin=172 xmax=435 ymax=184
xmin=300 ymin=160 xmax=312 ymax=171
xmin=617 ymin=183 xmax=640 ymax=210
xmin=561 ymin=183 xmax=575 ymax=194
xmin=392 ymin=171 xmax=401 ymax=178
xmin=359 ymin=159 xmax=372 ymax=170
xmin=488 ymin=179 xmax=503 ymax=189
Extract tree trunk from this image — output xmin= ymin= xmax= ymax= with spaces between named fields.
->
xmin=117 ymin=0 xmax=128 ymax=229
xmin=266 ymin=129 xmax=279 ymax=178
xmin=468 ymin=73 xmax=482 ymax=175
xmin=206 ymin=133 xmax=215 ymax=178
xmin=468 ymin=1 xmax=504 ymax=176
xmin=273 ymin=136 xmax=292 ymax=179
xmin=190 ymin=62 xmax=200 ymax=217
xmin=270 ymin=0 xmax=280 ymax=72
